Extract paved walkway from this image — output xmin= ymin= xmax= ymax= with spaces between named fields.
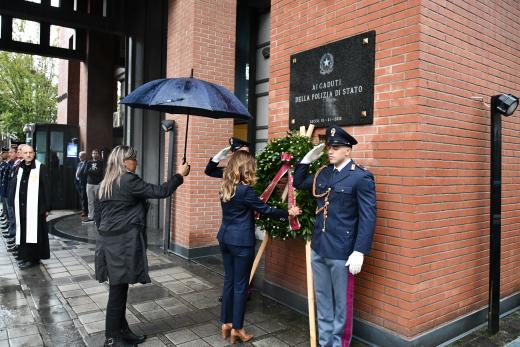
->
xmin=0 ymin=225 xmax=317 ymax=346
xmin=1 ymin=212 xmax=520 ymax=346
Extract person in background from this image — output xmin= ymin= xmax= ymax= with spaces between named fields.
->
xmin=14 ymin=145 xmax=51 ymax=270
xmin=95 ymin=145 xmax=190 ymax=347
xmin=84 ymin=149 xmax=105 ymax=223
xmin=217 ymin=150 xmax=301 ymax=344
xmin=0 ymin=148 xmax=11 ymax=227
xmin=75 ymin=151 xmax=89 ymax=221
xmin=1 ymin=148 xmax=16 ymax=239
xmin=6 ymin=144 xmax=27 ymax=256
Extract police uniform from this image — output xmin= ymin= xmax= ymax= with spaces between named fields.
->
xmin=0 ymin=148 xmax=10 ymax=220
xmin=293 ymin=126 xmax=376 ymax=347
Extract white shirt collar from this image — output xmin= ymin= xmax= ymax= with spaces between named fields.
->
xmin=334 ymin=158 xmax=351 ymax=173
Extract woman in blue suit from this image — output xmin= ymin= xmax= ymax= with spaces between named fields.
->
xmin=217 ymin=151 xmax=301 ymax=343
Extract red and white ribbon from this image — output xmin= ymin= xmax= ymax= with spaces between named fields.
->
xmin=258 ymin=152 xmax=300 ymax=231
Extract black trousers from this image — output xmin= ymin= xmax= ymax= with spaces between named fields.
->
xmin=106 ymin=283 xmax=129 ymax=338
xmin=75 ymin=183 xmax=88 ymax=214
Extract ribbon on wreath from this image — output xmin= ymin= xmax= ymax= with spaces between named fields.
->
xmin=257 ymin=152 xmax=300 ymax=230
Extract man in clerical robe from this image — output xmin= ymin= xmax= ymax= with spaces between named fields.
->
xmin=14 ymin=145 xmax=51 ymax=269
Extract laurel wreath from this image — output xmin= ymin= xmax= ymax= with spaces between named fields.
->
xmin=254 ymin=132 xmax=328 ymax=241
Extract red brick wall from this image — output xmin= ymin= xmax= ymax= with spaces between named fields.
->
xmin=267 ymin=0 xmax=520 ymax=339
xmin=166 ymin=0 xmax=236 ymax=249
xmin=413 ymin=0 xmax=520 ymax=336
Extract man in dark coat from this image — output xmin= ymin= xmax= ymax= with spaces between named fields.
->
xmin=75 ymin=151 xmax=89 ymax=219
xmin=14 ymin=145 xmax=51 ymax=270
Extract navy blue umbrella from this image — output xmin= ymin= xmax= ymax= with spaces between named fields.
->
xmin=120 ymin=75 xmax=252 ymax=161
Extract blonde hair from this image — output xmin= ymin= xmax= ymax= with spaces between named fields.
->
xmin=220 ymin=151 xmax=257 ymax=202
xmin=98 ymin=145 xmax=137 ymax=199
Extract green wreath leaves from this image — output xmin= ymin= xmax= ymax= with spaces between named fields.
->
xmin=254 ymin=132 xmax=328 ymax=241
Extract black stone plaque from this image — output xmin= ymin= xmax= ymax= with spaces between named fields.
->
xmin=289 ymin=31 xmax=375 ymax=129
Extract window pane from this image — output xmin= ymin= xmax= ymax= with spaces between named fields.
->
xmin=12 ymin=19 xmax=40 ymax=44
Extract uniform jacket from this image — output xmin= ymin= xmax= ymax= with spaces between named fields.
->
xmin=218 ymin=183 xmax=288 ymax=247
xmin=204 ymin=159 xmax=224 ymax=178
xmin=293 ymin=161 xmax=376 ymax=260
xmin=0 ymin=160 xmax=13 ymax=198
xmin=95 ymin=172 xmax=183 ymax=285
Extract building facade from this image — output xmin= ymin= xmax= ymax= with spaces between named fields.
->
xmin=54 ymin=0 xmax=520 ymax=345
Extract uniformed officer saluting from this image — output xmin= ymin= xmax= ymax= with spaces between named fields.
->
xmin=205 ymin=137 xmax=250 ymax=178
xmin=293 ymin=125 xmax=376 ymax=347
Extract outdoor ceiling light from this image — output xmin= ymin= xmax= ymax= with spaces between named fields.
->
xmin=161 ymin=119 xmax=174 ymax=132
xmin=492 ymin=93 xmax=519 ymax=116
xmin=23 ymin=123 xmax=36 ymax=134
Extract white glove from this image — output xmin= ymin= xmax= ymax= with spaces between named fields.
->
xmin=212 ymin=146 xmax=231 ymax=163
xmin=345 ymin=251 xmax=364 ymax=275
xmin=301 ymin=143 xmax=325 ymax=164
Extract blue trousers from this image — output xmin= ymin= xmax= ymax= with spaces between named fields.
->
xmin=2 ymin=198 xmax=15 ymax=237
xmin=219 ymin=242 xmax=254 ymax=329
xmin=312 ymin=250 xmax=350 ymax=347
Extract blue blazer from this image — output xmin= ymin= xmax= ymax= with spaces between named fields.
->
xmin=293 ymin=161 xmax=376 ymax=260
xmin=204 ymin=159 xmax=224 ymax=178
xmin=218 ymin=184 xmax=288 ymax=247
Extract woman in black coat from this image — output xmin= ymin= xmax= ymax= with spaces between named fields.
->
xmin=95 ymin=145 xmax=190 ymax=347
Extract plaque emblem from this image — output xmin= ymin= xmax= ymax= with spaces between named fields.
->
xmin=319 ymin=53 xmax=334 ymax=75
xmin=331 ymin=128 xmax=336 ymax=136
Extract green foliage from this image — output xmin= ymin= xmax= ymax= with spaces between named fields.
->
xmin=0 ymin=52 xmax=57 ymax=140
xmin=254 ymin=132 xmax=328 ymax=241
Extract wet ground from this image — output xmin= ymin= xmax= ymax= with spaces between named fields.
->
xmin=0 ymin=211 xmax=519 ymax=346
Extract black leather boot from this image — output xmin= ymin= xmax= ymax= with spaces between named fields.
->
xmin=103 ymin=337 xmax=136 ymax=347
xmin=121 ymin=327 xmax=146 ymax=344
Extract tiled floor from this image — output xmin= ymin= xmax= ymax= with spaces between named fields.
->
xmin=1 ymin=213 xmax=518 ymax=346
xmin=0 ymin=230 xmax=321 ymax=347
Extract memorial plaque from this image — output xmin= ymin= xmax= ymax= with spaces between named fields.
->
xmin=289 ymin=31 xmax=375 ymax=129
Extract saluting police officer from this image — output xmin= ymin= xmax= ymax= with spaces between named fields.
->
xmin=293 ymin=125 xmax=376 ymax=347
xmin=205 ymin=137 xmax=250 ymax=178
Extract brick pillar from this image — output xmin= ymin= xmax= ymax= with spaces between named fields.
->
xmin=166 ymin=0 xmax=236 ymax=257
xmin=78 ymin=31 xmax=116 ymax=154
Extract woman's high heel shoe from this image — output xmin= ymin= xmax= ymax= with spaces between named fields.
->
xmin=230 ymin=328 xmax=253 ymax=344
xmin=221 ymin=323 xmax=232 ymax=339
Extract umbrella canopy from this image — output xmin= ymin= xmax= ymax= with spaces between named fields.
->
xmin=120 ymin=77 xmax=252 ymax=120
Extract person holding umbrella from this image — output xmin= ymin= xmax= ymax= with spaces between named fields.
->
xmin=205 ymin=137 xmax=250 ymax=178
xmin=95 ymin=145 xmax=190 ymax=347
xmin=217 ymin=150 xmax=301 ymax=343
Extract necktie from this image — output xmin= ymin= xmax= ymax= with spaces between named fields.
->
xmin=331 ymin=168 xmax=338 ymax=185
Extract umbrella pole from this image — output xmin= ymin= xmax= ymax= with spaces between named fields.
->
xmin=183 ymin=114 xmax=190 ymax=163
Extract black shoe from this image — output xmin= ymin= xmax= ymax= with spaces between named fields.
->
xmin=121 ymin=328 xmax=146 ymax=344
xmin=18 ymin=261 xmax=38 ymax=270
xmin=104 ymin=337 xmax=136 ymax=347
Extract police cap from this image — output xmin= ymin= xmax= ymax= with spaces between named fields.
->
xmin=325 ymin=125 xmax=358 ymax=147
xmin=229 ymin=137 xmax=250 ymax=152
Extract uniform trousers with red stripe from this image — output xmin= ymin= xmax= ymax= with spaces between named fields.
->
xmin=312 ymin=249 xmax=355 ymax=347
